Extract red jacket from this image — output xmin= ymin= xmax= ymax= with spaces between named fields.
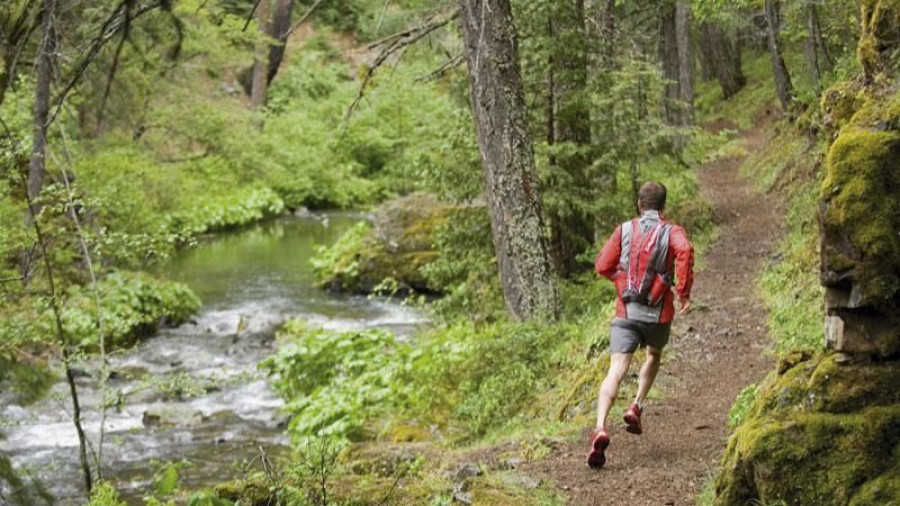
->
xmin=594 ymin=217 xmax=694 ymax=324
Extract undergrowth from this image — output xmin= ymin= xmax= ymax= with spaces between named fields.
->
xmin=742 ymin=123 xmax=825 ymax=355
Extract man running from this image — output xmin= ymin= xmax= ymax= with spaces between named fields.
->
xmin=588 ymin=180 xmax=694 ymax=469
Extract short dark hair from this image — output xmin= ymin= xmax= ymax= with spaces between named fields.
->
xmin=638 ymin=181 xmax=667 ymax=211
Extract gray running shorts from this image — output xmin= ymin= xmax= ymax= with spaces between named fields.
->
xmin=609 ymin=317 xmax=671 ymax=354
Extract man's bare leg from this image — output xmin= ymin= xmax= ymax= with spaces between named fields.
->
xmin=595 ymin=352 xmax=633 ymax=429
xmin=633 ymin=346 xmax=662 ymax=407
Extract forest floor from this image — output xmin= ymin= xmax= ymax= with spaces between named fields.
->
xmin=523 ymin=123 xmax=782 ymax=505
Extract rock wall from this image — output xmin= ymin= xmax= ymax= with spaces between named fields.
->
xmin=715 ymin=5 xmax=900 ymax=502
xmin=819 ymin=2 xmax=900 ymax=358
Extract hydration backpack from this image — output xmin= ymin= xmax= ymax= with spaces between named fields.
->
xmin=617 ymin=218 xmax=672 ymax=307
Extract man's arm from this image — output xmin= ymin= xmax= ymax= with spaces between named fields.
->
xmin=594 ymin=225 xmax=622 ymax=281
xmin=671 ymin=226 xmax=694 ymax=313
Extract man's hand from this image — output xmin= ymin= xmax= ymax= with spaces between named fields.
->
xmin=678 ymin=296 xmax=692 ymax=314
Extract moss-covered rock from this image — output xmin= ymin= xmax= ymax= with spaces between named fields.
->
xmin=313 ymin=193 xmax=452 ymax=293
xmin=819 ymin=76 xmax=900 ymax=357
xmin=715 ymin=354 xmax=900 ymax=505
xmin=214 ymin=477 xmax=274 ymax=506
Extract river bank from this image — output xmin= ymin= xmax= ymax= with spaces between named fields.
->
xmin=0 ymin=214 xmax=428 ymax=504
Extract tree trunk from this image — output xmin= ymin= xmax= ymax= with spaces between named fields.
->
xmin=697 ymin=31 xmax=715 ymax=82
xmin=27 ymin=0 xmax=56 ymax=205
xmin=267 ymin=0 xmax=294 ymax=84
xmin=698 ymin=22 xmax=746 ymax=98
xmin=547 ymin=0 xmax=594 ymax=277
xmin=675 ymin=0 xmax=693 ymax=125
xmin=586 ymin=0 xmax=615 ymax=68
xmin=458 ymin=0 xmax=560 ymax=321
xmin=659 ymin=2 xmax=681 ymax=125
xmin=764 ymin=0 xmax=793 ymax=112
xmin=805 ymin=0 xmax=831 ymax=91
xmin=250 ymin=0 xmax=271 ymax=109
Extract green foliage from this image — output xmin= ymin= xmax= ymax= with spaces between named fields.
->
xmin=262 ymin=322 xmax=409 ymax=444
xmin=696 ymin=51 xmax=777 ymax=130
xmin=62 ymin=270 xmax=200 ymax=349
xmin=0 ymin=270 xmax=199 ymax=352
xmin=402 ymin=319 xmax=591 ymax=437
xmin=728 ymin=384 xmax=758 ymax=429
xmin=185 ymin=491 xmax=235 ymax=506
xmin=742 ymin=123 xmax=824 ymax=354
xmin=758 ymin=188 xmax=824 ymax=354
xmin=88 ymin=481 xmax=127 ymax=506
xmin=310 ymin=221 xmax=369 ymax=291
xmin=421 ymin=208 xmax=503 ymax=322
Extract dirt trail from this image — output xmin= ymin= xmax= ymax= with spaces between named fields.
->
xmin=525 ymin=125 xmax=782 ymax=505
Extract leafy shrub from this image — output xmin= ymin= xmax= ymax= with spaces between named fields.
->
xmin=402 ymin=320 xmax=586 ymax=437
xmin=62 ymin=270 xmax=200 ymax=349
xmin=0 ymin=271 xmax=200 ymax=352
xmin=261 ymin=321 xmax=410 ymax=444
xmin=421 ymin=208 xmax=503 ymax=322
xmin=309 ymin=221 xmax=371 ymax=290
xmin=88 ymin=481 xmax=126 ymax=506
xmin=163 ymin=187 xmax=285 ymax=236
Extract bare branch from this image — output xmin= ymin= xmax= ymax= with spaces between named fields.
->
xmin=242 ymin=0 xmax=264 ymax=31
xmin=284 ymin=0 xmax=325 ymax=38
xmin=414 ymin=52 xmax=463 ymax=82
xmin=97 ymin=0 xmax=134 ymax=129
xmin=344 ymin=8 xmax=458 ymax=122
xmin=48 ymin=0 xmax=167 ymax=128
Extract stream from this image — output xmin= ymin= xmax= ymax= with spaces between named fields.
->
xmin=0 ymin=214 xmax=428 ymax=505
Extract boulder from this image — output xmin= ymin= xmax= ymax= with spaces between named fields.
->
xmin=715 ymin=354 xmax=900 ymax=506
xmin=316 ymin=193 xmax=453 ymax=294
xmin=142 ymin=405 xmax=204 ymax=428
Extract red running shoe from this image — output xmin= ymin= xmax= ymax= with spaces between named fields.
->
xmin=587 ymin=427 xmax=610 ymax=469
xmin=624 ymin=403 xmax=643 ymax=435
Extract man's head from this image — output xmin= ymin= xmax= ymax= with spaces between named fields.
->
xmin=638 ymin=181 xmax=667 ymax=213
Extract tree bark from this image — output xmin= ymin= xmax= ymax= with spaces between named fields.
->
xmin=675 ymin=0 xmax=693 ymax=125
xmin=547 ymin=1 xmax=594 ymax=277
xmin=659 ymin=2 xmax=681 ymax=125
xmin=764 ymin=0 xmax=793 ymax=112
xmin=266 ymin=0 xmax=294 ymax=84
xmin=250 ymin=0 xmax=271 ymax=109
xmin=586 ymin=0 xmax=615 ymax=68
xmin=458 ymin=0 xmax=559 ymax=321
xmin=27 ymin=0 xmax=56 ymax=205
xmin=698 ymin=22 xmax=746 ymax=98
xmin=805 ymin=0 xmax=831 ymax=92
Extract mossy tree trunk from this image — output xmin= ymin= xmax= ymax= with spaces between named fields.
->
xmin=764 ymin=0 xmax=794 ymax=112
xmin=458 ymin=0 xmax=560 ymax=321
